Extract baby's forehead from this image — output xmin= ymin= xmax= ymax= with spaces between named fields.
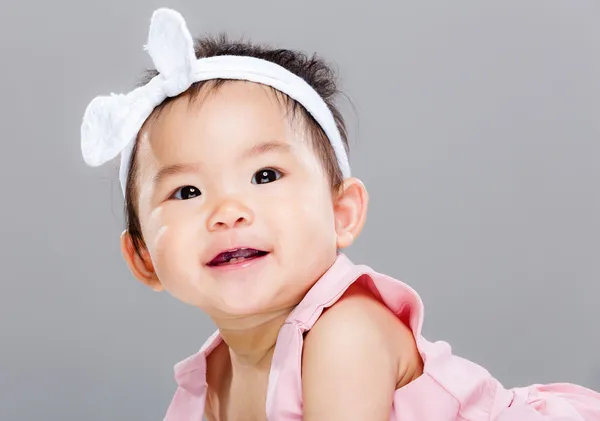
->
xmin=135 ymin=82 xmax=316 ymax=167
xmin=142 ymin=82 xmax=310 ymax=146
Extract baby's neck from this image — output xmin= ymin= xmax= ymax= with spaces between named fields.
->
xmin=214 ymin=307 xmax=293 ymax=368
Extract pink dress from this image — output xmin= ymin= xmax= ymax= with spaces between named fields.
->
xmin=164 ymin=253 xmax=600 ymax=420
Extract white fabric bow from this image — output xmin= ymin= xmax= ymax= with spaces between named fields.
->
xmin=80 ymin=8 xmax=351 ymax=195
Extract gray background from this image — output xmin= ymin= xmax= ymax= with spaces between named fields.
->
xmin=1 ymin=0 xmax=598 ymax=420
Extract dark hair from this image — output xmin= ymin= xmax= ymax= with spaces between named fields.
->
xmin=125 ymin=34 xmax=350 ymax=258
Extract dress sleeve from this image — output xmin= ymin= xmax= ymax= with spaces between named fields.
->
xmin=496 ymin=382 xmax=600 ymax=420
xmin=364 ymin=269 xmax=600 ymax=421
xmin=391 ymin=338 xmax=600 ymax=421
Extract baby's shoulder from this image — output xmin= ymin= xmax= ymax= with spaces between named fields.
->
xmin=303 ymin=280 xmax=423 ymax=388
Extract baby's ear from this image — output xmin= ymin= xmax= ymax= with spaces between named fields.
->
xmin=333 ymin=177 xmax=369 ymax=249
xmin=120 ymin=230 xmax=164 ymax=291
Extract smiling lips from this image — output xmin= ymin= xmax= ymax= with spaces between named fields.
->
xmin=207 ymin=248 xmax=269 ymax=266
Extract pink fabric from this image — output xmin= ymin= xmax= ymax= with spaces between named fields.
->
xmin=164 ymin=254 xmax=600 ymax=420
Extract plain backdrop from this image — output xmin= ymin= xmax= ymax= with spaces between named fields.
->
xmin=1 ymin=0 xmax=599 ymax=420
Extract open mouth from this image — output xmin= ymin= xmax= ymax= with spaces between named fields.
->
xmin=207 ymin=248 xmax=269 ymax=267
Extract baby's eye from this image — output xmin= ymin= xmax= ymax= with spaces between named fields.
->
xmin=252 ymin=168 xmax=282 ymax=185
xmin=173 ymin=185 xmax=202 ymax=200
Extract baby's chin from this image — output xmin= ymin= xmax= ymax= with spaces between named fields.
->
xmin=199 ymin=278 xmax=308 ymax=322
xmin=212 ymin=281 xmax=298 ymax=315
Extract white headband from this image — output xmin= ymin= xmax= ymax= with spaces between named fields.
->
xmin=80 ymin=8 xmax=351 ymax=196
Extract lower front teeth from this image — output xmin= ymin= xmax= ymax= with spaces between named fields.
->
xmin=228 ymin=257 xmax=246 ymax=263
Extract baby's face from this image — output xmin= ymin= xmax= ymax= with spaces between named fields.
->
xmin=132 ymin=81 xmax=342 ymax=318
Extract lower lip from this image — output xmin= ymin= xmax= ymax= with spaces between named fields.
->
xmin=207 ymin=253 xmax=270 ymax=273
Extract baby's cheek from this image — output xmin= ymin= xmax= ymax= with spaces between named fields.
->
xmin=152 ymin=223 xmax=198 ymax=277
xmin=152 ymin=224 xmax=187 ymax=277
xmin=145 ymin=225 xmax=172 ymax=277
xmin=145 ymin=208 xmax=180 ymax=259
xmin=151 ymin=225 xmax=170 ymax=256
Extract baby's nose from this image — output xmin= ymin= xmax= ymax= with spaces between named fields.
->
xmin=207 ymin=199 xmax=253 ymax=231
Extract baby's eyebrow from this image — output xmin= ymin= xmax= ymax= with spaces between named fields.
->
xmin=153 ymin=163 xmax=200 ymax=186
xmin=242 ymin=141 xmax=292 ymax=159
